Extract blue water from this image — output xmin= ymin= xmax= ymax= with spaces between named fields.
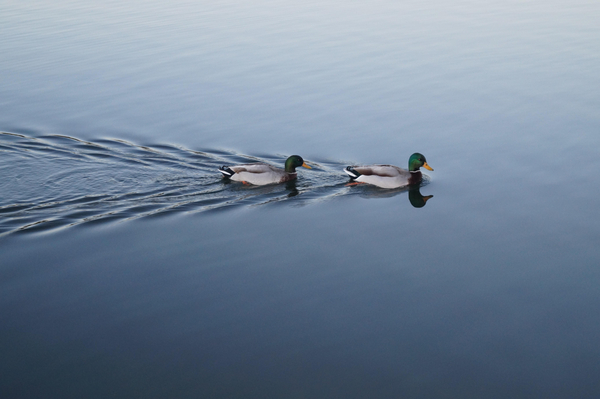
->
xmin=2 ymin=1 xmax=600 ymax=397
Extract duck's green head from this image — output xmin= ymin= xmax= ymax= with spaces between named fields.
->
xmin=285 ymin=155 xmax=311 ymax=173
xmin=408 ymin=153 xmax=434 ymax=172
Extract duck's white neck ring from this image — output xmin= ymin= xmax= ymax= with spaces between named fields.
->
xmin=410 ymin=170 xmax=421 ymax=174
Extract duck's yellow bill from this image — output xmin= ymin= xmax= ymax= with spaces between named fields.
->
xmin=423 ymin=195 xmax=433 ymax=203
xmin=302 ymin=162 xmax=312 ymax=169
xmin=423 ymin=162 xmax=433 ymax=171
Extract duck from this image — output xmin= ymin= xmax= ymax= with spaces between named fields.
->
xmin=343 ymin=153 xmax=433 ymax=189
xmin=219 ymin=155 xmax=311 ymax=185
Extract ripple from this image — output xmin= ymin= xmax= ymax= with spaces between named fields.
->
xmin=0 ymin=131 xmax=433 ymax=236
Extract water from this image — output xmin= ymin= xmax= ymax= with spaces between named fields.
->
xmin=2 ymin=1 xmax=600 ymax=398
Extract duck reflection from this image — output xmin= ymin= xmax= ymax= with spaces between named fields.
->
xmin=285 ymin=180 xmax=300 ymax=197
xmin=220 ymin=175 xmax=301 ymax=206
xmin=408 ymin=186 xmax=433 ymax=208
xmin=221 ymin=169 xmax=432 ymax=208
xmin=351 ymin=184 xmax=433 ymax=208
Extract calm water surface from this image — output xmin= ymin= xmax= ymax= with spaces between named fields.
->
xmin=2 ymin=1 xmax=600 ymax=398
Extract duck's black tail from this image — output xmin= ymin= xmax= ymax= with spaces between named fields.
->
xmin=344 ymin=166 xmax=361 ymax=179
xmin=218 ymin=166 xmax=235 ymax=177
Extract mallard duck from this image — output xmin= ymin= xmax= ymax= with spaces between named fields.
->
xmin=219 ymin=155 xmax=311 ymax=185
xmin=344 ymin=153 xmax=433 ymax=188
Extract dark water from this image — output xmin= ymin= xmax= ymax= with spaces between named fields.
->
xmin=2 ymin=1 xmax=600 ymax=398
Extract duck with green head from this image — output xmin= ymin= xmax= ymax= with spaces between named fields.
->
xmin=219 ymin=155 xmax=311 ymax=185
xmin=344 ymin=153 xmax=433 ymax=188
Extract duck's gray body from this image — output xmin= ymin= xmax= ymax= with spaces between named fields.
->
xmin=344 ymin=165 xmax=420 ymax=188
xmin=219 ymin=163 xmax=296 ymax=185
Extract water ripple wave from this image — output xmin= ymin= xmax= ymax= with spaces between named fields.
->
xmin=0 ymin=131 xmax=431 ymax=236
